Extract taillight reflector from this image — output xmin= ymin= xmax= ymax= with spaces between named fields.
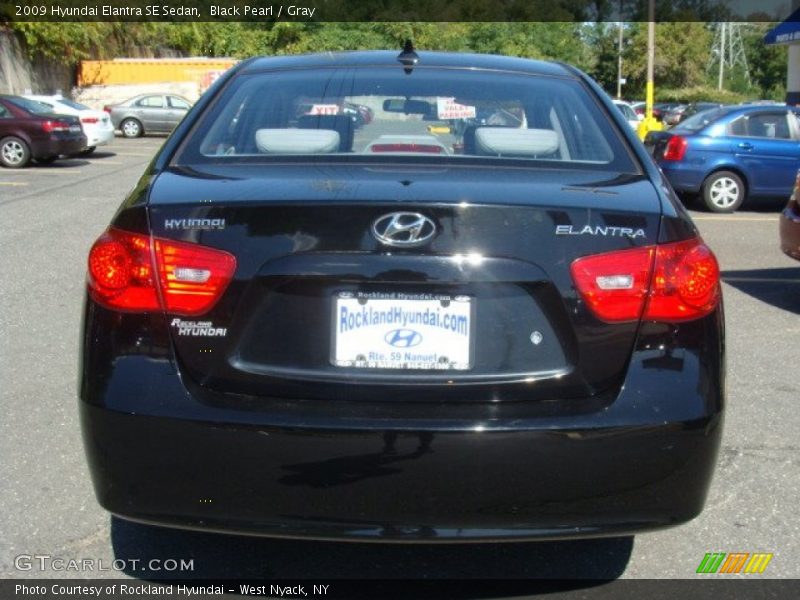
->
xmin=81 ymin=117 xmax=99 ymax=124
xmin=87 ymin=228 xmax=236 ymax=316
xmin=570 ymin=246 xmax=654 ymax=322
xmin=662 ymin=135 xmax=688 ymax=161
xmin=571 ymin=238 xmax=720 ymax=323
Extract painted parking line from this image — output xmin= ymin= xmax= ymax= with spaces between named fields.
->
xmin=0 ymin=169 xmax=83 ymax=176
xmin=692 ymin=215 xmax=778 ymax=222
xmin=0 ymin=181 xmax=28 ymax=186
xmin=723 ymin=276 xmax=800 ymax=284
xmin=23 ymin=170 xmax=85 ymax=175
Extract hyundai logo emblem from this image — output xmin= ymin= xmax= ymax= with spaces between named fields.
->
xmin=371 ymin=212 xmax=436 ymax=247
xmin=384 ymin=328 xmax=423 ymax=348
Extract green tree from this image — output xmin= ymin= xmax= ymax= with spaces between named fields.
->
xmin=623 ymin=22 xmax=712 ymax=96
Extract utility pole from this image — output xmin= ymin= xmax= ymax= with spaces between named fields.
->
xmin=617 ymin=21 xmax=624 ymax=99
xmin=718 ymin=22 xmax=726 ymax=90
xmin=646 ymin=1 xmax=655 ymax=121
xmin=637 ymin=0 xmax=662 ymax=140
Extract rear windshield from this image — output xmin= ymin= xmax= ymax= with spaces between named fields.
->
xmin=57 ymin=98 xmax=91 ymax=111
xmin=175 ymin=67 xmax=636 ymax=172
xmin=7 ymin=97 xmax=53 ymax=114
xmin=674 ymin=107 xmax=730 ymax=133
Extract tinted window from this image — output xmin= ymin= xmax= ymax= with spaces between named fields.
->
xmin=137 ymin=96 xmax=164 ymax=108
xmin=0 ymin=104 xmax=9 ymax=118
xmin=674 ymin=108 xmax=729 ymax=133
xmin=728 ymin=117 xmax=747 ymax=136
xmin=6 ymin=97 xmax=53 ymax=114
xmin=615 ymin=103 xmax=636 ymax=120
xmin=169 ymin=97 xmax=191 ymax=110
xmin=746 ymin=113 xmax=792 ymax=140
xmin=58 ymin=98 xmax=91 ymax=111
xmin=177 ymin=67 xmax=636 ymax=172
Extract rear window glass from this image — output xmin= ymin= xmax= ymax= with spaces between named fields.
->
xmin=6 ymin=97 xmax=53 ymax=114
xmin=57 ymin=98 xmax=91 ymax=111
xmin=674 ymin=107 xmax=729 ymax=133
xmin=175 ymin=67 xmax=636 ymax=172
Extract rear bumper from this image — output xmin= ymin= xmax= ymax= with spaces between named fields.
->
xmin=30 ymin=135 xmax=86 ymax=158
xmin=780 ymin=199 xmax=800 ymax=261
xmin=80 ymin=312 xmax=725 ymax=542
xmin=85 ymin=127 xmax=115 ymax=148
xmin=658 ymin=162 xmax=705 ymax=194
xmin=81 ymin=403 xmax=722 ymax=542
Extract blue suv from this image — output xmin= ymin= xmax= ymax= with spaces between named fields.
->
xmin=647 ymin=105 xmax=800 ymax=212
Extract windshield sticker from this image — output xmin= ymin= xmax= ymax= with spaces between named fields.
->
xmin=436 ymin=97 xmax=476 ymax=120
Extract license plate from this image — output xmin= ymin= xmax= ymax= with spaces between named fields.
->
xmin=69 ymin=124 xmax=81 ymax=133
xmin=333 ymin=292 xmax=472 ymax=370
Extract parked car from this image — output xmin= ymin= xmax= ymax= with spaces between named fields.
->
xmin=0 ymin=95 xmax=86 ymax=168
xmin=631 ymin=101 xmax=667 ymax=121
xmin=104 ymin=94 xmax=192 ymax=138
xmin=80 ymin=49 xmax=724 ymax=542
xmin=24 ymin=95 xmax=114 ymax=155
xmin=646 ymin=104 xmax=800 ymax=212
xmin=780 ymin=169 xmax=800 ymax=261
xmin=613 ymin=100 xmax=641 ymax=130
xmin=665 ymin=102 xmax=724 ymax=127
xmin=662 ymin=104 xmax=688 ymax=126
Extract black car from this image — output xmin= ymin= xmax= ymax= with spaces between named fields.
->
xmin=0 ymin=95 xmax=86 ymax=168
xmin=80 ymin=49 xmax=724 ymax=542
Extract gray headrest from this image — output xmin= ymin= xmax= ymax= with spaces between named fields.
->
xmin=475 ymin=127 xmax=559 ymax=156
xmin=255 ymin=129 xmax=340 ymax=154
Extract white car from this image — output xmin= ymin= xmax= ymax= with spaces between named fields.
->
xmin=24 ymin=95 xmax=115 ymax=155
xmin=613 ymin=100 xmax=642 ymax=131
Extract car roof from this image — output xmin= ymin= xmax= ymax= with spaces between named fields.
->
xmin=240 ymin=51 xmax=576 ymax=79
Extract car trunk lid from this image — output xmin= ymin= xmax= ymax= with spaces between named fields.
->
xmin=147 ymin=164 xmax=662 ymax=403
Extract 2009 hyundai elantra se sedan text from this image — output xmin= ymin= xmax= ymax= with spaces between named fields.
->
xmin=80 ymin=48 xmax=725 ymax=542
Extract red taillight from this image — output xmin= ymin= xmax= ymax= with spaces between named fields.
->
xmin=369 ymin=143 xmax=445 ymax=154
xmin=154 ymin=236 xmax=237 ymax=315
xmin=570 ymin=246 xmax=654 ymax=322
xmin=41 ymin=120 xmax=71 ymax=133
xmin=87 ymin=228 xmax=236 ymax=316
xmin=662 ymin=135 xmax=688 ymax=161
xmin=571 ymin=238 xmax=719 ymax=323
xmin=88 ymin=229 xmax=160 ymax=311
xmin=103 ymin=106 xmax=112 ymax=113
xmin=81 ymin=117 xmax=99 ymax=124
xmin=645 ymin=238 xmax=720 ymax=321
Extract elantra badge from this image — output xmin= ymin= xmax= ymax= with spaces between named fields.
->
xmin=372 ymin=212 xmax=436 ymax=247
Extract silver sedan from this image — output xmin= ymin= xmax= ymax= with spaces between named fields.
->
xmin=105 ymin=94 xmax=192 ymax=138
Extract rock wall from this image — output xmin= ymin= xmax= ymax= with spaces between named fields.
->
xmin=0 ymin=28 xmax=74 ymax=95
xmin=74 ymin=82 xmax=203 ymax=111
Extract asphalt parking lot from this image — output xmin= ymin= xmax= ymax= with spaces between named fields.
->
xmin=1 ymin=136 xmax=798 ymax=586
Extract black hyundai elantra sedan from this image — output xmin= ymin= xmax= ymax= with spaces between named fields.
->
xmin=80 ymin=49 xmax=724 ymax=542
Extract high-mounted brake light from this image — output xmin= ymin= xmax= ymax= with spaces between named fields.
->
xmin=87 ymin=228 xmax=236 ymax=316
xmin=662 ymin=135 xmax=688 ymax=161
xmin=571 ymin=238 xmax=720 ymax=323
xmin=369 ymin=143 xmax=445 ymax=154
